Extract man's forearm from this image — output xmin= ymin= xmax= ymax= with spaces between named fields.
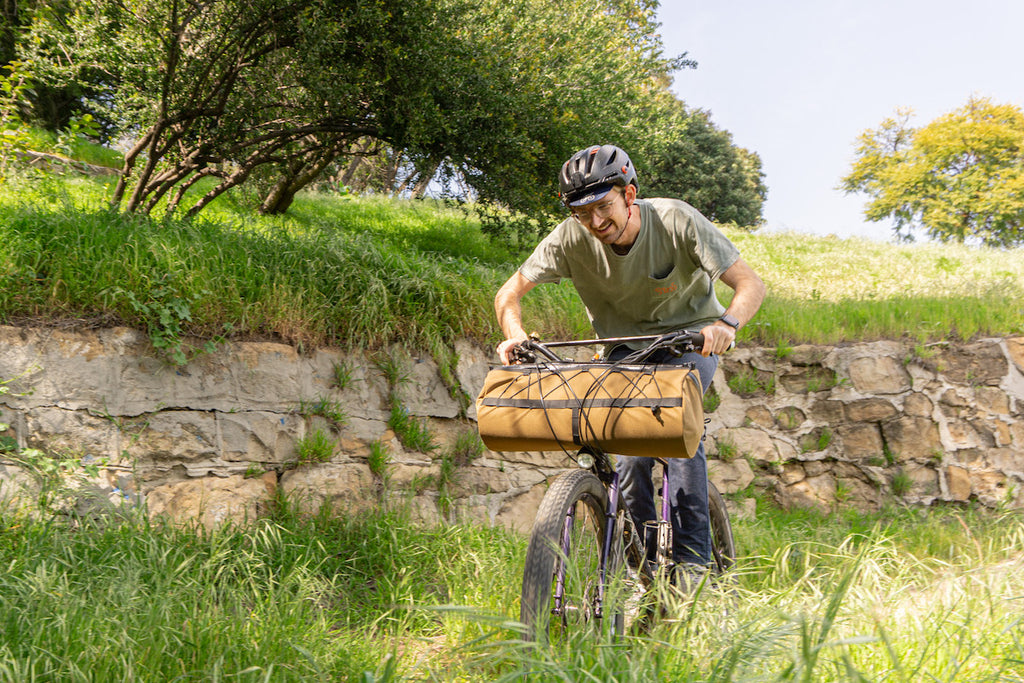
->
xmin=494 ymin=272 xmax=536 ymax=339
xmin=720 ymin=258 xmax=765 ymax=329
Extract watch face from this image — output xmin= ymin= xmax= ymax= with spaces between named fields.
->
xmin=720 ymin=314 xmax=739 ymax=329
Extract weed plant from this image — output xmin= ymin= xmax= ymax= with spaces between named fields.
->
xmin=294 ymin=428 xmax=335 ymax=464
xmin=296 ymin=396 xmax=347 ymax=425
xmin=388 ymin=404 xmax=436 ymax=454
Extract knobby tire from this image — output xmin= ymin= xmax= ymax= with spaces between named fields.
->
xmin=708 ymin=481 xmax=736 ymax=573
xmin=520 ymin=469 xmax=625 ymax=643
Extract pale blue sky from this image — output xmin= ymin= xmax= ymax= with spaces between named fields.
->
xmin=655 ymin=0 xmax=1024 ymax=241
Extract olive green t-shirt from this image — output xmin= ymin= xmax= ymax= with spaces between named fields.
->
xmin=519 ymin=198 xmax=740 ymax=346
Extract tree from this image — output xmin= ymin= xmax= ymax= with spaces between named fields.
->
xmin=640 ymin=100 xmax=766 ymax=227
xmin=841 ymin=97 xmax=1024 ymax=247
xmin=16 ymin=0 xmax=689 ymax=228
xmin=22 ymin=0 xmax=475 ymax=216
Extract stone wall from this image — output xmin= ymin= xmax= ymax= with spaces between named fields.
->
xmin=1 ymin=326 xmax=1022 ymax=529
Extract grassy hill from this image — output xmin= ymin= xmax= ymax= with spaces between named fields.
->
xmin=1 ymin=170 xmax=1022 ymax=368
xmin=3 ymin=166 xmax=1023 ymax=680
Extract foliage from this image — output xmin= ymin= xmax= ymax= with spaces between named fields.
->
xmin=294 ymin=428 xmax=335 ymax=464
xmin=841 ymin=96 xmax=1024 ymax=247
xmin=388 ymin=404 xmax=436 ymax=454
xmin=640 ymin=101 xmax=767 ymax=227
xmin=14 ymin=0 xmax=685 ymax=227
xmin=0 ymin=59 xmax=32 ymax=178
xmin=107 ymin=275 xmax=204 ymax=366
xmin=296 ymin=396 xmax=347 ymax=425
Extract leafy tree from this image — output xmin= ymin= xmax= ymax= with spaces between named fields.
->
xmin=841 ymin=97 xmax=1024 ymax=247
xmin=21 ymin=0 xmax=474 ymax=216
xmin=15 ymin=0 xmax=693 ymax=231
xmin=640 ymin=100 xmax=766 ymax=227
xmin=442 ymin=0 xmax=688 ymax=245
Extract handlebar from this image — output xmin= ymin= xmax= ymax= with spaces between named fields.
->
xmin=509 ymin=330 xmax=706 ymax=365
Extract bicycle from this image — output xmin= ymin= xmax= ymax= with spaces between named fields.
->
xmin=490 ymin=331 xmax=736 ymax=643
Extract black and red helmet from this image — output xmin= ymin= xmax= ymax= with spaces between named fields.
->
xmin=558 ymin=144 xmax=638 ymax=207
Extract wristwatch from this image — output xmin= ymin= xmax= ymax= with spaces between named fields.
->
xmin=717 ymin=314 xmax=740 ymax=330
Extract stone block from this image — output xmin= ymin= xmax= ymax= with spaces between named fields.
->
xmin=975 ymin=387 xmax=1010 ymax=415
xmin=928 ymin=341 xmax=1007 ymax=386
xmin=398 ymin=356 xmax=460 ymax=419
xmin=0 ymin=463 xmax=36 ymax=509
xmin=882 ymin=416 xmax=942 ymax=461
xmin=455 ymin=340 xmax=491 ymax=420
xmin=745 ymin=405 xmax=774 ymax=428
xmin=946 ymin=465 xmax=971 ymax=501
xmin=281 ymin=462 xmax=375 ymax=515
xmin=726 ymin=497 xmax=757 ymax=521
xmin=1007 ymin=337 xmax=1024 ymax=376
xmin=781 ymin=473 xmax=835 ymax=512
xmin=714 ymin=427 xmax=779 ymax=463
xmin=970 ymin=470 xmax=1014 ymax=506
xmin=775 ymin=406 xmax=806 ymax=431
xmin=449 ymin=467 xmax=512 ymax=497
xmin=495 ymin=482 xmax=548 ymax=534
xmin=708 ymin=458 xmax=755 ymax=494
xmin=23 ymin=407 xmax=119 ymax=459
xmin=847 ymin=356 xmax=911 ymax=394
xmin=145 ymin=474 xmax=270 ymax=529
xmin=809 ymin=400 xmax=845 ymax=424
xmin=218 ymin=411 xmax=304 ymax=463
xmin=903 ymin=393 xmax=933 ymax=417
xmin=903 ymin=463 xmax=940 ymax=498
xmin=845 ymin=398 xmax=898 ymax=423
xmin=778 ymin=366 xmax=836 ymax=394
xmin=778 ymin=462 xmax=804 ymax=485
xmin=836 ymin=423 xmax=883 ymax=460
xmin=123 ymin=411 xmax=220 ymax=463
xmin=836 ymin=476 xmax=883 ymax=512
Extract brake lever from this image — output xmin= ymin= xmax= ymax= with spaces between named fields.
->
xmin=509 ymin=344 xmax=537 ymax=364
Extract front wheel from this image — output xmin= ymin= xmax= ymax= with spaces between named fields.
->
xmin=520 ymin=469 xmax=624 ymax=643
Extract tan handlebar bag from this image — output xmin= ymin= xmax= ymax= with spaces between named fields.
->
xmin=476 ymin=364 xmax=705 ymax=458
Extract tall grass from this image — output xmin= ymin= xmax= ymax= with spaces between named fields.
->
xmin=1 ymin=499 xmax=1020 ymax=681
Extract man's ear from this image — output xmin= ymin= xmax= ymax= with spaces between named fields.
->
xmin=623 ymin=184 xmax=637 ymax=205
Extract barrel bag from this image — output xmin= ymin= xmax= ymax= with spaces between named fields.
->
xmin=476 ymin=363 xmax=705 ymax=458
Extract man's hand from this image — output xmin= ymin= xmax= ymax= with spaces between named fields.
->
xmin=699 ymin=322 xmax=736 ymax=357
xmin=497 ymin=335 xmax=529 ymax=365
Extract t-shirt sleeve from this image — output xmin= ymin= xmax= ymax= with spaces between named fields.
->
xmin=686 ymin=207 xmax=740 ymax=281
xmin=518 ymin=225 xmax=571 ymax=284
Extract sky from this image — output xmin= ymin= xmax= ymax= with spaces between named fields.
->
xmin=655 ymin=0 xmax=1024 ymax=241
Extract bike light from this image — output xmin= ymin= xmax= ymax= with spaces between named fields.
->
xmin=577 ymin=452 xmax=595 ymax=469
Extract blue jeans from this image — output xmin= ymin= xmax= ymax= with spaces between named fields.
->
xmin=609 ymin=347 xmax=718 ymax=566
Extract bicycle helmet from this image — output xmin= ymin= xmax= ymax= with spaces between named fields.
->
xmin=558 ymin=144 xmax=638 ymax=207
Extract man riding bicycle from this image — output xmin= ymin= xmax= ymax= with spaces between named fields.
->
xmin=494 ymin=144 xmax=765 ymax=581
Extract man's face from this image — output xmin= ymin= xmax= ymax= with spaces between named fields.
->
xmin=571 ymin=187 xmax=633 ymax=247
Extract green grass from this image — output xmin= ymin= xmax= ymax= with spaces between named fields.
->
xmin=1 ymin=499 xmax=1020 ymax=681
xmin=2 ymin=170 xmax=1022 ymax=361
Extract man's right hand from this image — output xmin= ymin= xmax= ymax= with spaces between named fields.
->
xmin=497 ymin=335 xmax=529 ymax=365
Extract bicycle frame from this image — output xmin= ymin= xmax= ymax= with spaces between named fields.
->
xmin=515 ymin=330 xmax=735 ymax=640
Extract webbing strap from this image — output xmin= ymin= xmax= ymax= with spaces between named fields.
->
xmin=478 ymin=397 xmax=684 ymax=409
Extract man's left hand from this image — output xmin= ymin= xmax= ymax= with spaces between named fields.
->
xmin=699 ymin=321 xmax=736 ymax=357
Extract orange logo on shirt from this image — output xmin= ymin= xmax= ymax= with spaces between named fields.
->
xmin=654 ymin=282 xmax=678 ymax=295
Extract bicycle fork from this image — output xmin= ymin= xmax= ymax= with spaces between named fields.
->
xmin=551 ymin=471 xmax=623 ymax=626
